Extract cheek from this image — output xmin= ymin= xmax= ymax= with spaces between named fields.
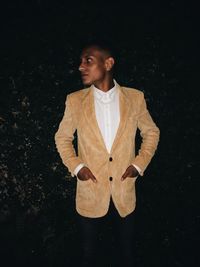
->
xmin=91 ymin=66 xmax=105 ymax=78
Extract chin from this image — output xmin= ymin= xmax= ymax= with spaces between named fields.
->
xmin=82 ymin=80 xmax=92 ymax=86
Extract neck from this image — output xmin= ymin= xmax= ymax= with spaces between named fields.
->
xmin=93 ymin=77 xmax=114 ymax=92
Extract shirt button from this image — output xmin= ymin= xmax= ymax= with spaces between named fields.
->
xmin=109 ymin=157 xmax=113 ymax=161
xmin=109 ymin=177 xmax=113 ymax=181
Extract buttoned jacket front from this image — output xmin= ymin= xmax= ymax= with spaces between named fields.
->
xmin=55 ymin=83 xmax=160 ymax=218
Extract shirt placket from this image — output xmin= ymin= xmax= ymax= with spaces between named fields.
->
xmin=107 ymin=103 xmax=112 ymax=153
xmin=104 ymin=101 xmax=110 ymax=153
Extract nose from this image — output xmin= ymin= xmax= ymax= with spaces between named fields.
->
xmin=79 ymin=62 xmax=85 ymax=72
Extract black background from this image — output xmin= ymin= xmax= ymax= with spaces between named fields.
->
xmin=0 ymin=1 xmax=199 ymax=266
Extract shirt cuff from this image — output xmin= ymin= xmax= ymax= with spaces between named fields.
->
xmin=132 ymin=164 xmax=142 ymax=176
xmin=73 ymin=163 xmax=85 ymax=176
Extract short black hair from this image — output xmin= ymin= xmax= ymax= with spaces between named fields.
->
xmin=80 ymin=38 xmax=117 ymax=61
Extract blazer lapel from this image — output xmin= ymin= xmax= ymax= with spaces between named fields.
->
xmin=82 ymin=84 xmax=131 ymax=155
xmin=82 ymin=87 xmax=108 ymax=153
xmin=110 ymin=85 xmax=131 ymax=153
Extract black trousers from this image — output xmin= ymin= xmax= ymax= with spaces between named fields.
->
xmin=76 ymin=197 xmax=136 ymax=267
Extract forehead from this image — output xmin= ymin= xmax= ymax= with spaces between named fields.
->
xmin=80 ymin=46 xmax=107 ymax=59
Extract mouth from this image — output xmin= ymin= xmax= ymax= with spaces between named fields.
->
xmin=81 ymin=74 xmax=89 ymax=82
xmin=81 ymin=73 xmax=88 ymax=78
xmin=81 ymin=74 xmax=90 ymax=85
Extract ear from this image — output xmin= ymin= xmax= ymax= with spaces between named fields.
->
xmin=105 ymin=57 xmax=115 ymax=71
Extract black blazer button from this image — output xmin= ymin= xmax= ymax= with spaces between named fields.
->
xmin=109 ymin=157 xmax=113 ymax=161
xmin=109 ymin=177 xmax=113 ymax=181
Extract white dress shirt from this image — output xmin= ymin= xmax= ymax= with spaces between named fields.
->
xmin=74 ymin=80 xmax=141 ymax=176
xmin=93 ymin=80 xmax=120 ymax=153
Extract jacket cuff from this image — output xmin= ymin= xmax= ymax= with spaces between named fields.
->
xmin=73 ymin=163 xmax=85 ymax=176
xmin=132 ymin=164 xmax=142 ymax=176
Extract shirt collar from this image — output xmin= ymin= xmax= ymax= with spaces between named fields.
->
xmin=92 ymin=80 xmax=118 ymax=103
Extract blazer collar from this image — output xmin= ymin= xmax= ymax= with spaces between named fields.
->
xmin=82 ymin=82 xmax=131 ymax=154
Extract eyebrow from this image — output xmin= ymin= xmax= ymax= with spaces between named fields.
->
xmin=80 ymin=54 xmax=95 ymax=59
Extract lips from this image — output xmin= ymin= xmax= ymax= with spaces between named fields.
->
xmin=81 ymin=74 xmax=90 ymax=85
xmin=81 ymin=73 xmax=88 ymax=78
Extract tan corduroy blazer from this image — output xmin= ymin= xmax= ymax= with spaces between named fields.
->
xmin=55 ymin=82 xmax=160 ymax=218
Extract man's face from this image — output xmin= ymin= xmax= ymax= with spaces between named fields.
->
xmin=79 ymin=46 xmax=109 ymax=86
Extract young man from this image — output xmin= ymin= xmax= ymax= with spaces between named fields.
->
xmin=55 ymin=41 xmax=160 ymax=266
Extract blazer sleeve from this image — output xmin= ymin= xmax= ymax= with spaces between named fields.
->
xmin=131 ymin=92 xmax=160 ymax=176
xmin=54 ymin=94 xmax=83 ymax=177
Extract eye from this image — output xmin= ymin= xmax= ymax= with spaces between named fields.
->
xmin=86 ymin=57 xmax=92 ymax=63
